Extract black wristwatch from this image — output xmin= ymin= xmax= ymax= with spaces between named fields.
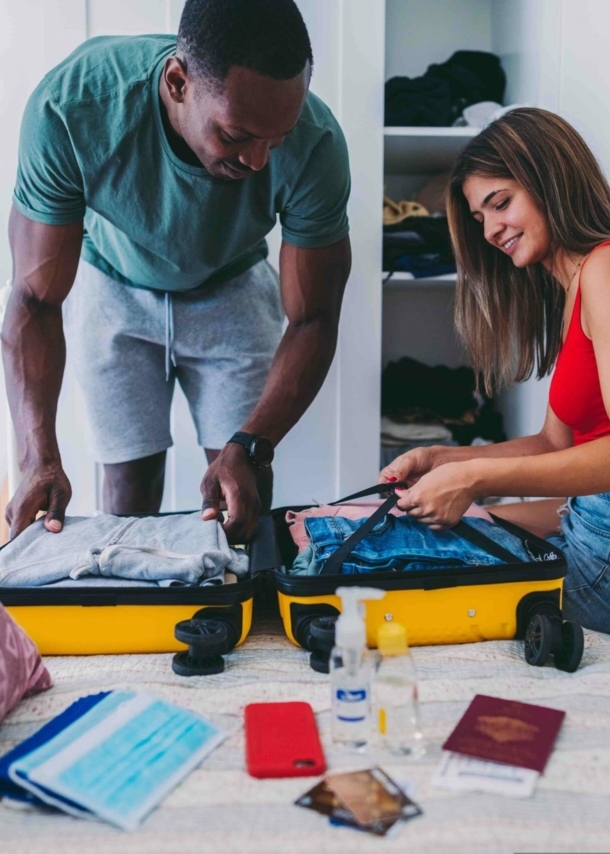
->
xmin=226 ymin=431 xmax=275 ymax=468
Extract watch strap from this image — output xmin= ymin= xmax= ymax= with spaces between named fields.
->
xmin=227 ymin=431 xmax=255 ymax=451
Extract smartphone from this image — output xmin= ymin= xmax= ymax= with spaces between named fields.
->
xmin=244 ymin=701 xmax=326 ymax=779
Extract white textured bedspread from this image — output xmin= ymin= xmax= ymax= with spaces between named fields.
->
xmin=1 ymin=615 xmax=610 ymax=854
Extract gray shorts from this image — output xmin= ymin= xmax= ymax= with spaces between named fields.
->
xmin=64 ymin=259 xmax=284 ymax=464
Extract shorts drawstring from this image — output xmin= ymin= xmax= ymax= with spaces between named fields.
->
xmin=164 ymin=292 xmax=176 ymax=381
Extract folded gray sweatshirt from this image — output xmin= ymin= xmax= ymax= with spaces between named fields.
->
xmin=0 ymin=513 xmax=249 ymax=588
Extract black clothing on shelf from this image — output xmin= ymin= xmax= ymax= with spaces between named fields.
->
xmin=381 ymin=356 xmax=505 ymax=445
xmin=385 ymin=50 xmax=506 ymax=127
xmin=383 ymin=216 xmax=455 ymax=276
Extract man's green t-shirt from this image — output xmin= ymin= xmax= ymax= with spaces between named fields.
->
xmin=13 ymin=35 xmax=350 ymax=291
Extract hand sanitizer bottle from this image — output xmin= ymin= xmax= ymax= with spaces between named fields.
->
xmin=330 ymin=586 xmax=385 ymax=751
xmin=375 ymin=620 xmax=425 ymax=756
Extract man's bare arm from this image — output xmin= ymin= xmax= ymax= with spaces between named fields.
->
xmin=201 ymin=236 xmax=351 ymax=540
xmin=2 ymin=207 xmax=82 ymax=536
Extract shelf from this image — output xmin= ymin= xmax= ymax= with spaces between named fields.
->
xmin=384 ymin=126 xmax=480 ymax=175
xmin=383 ymin=272 xmax=457 ymax=288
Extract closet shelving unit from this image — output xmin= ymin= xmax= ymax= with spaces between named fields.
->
xmin=380 ymin=0 xmax=497 ymax=465
xmin=380 ymin=0 xmax=499 ymax=384
xmin=382 ymin=126 xmax=479 ymax=290
xmin=384 ymin=126 xmax=479 ymax=174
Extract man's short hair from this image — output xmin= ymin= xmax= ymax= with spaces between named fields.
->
xmin=178 ymin=0 xmax=313 ymax=86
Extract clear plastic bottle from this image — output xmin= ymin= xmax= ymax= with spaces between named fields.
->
xmin=375 ymin=621 xmax=425 ymax=756
xmin=330 ymin=587 xmax=385 ymax=751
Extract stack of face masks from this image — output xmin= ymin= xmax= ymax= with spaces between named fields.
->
xmin=0 ymin=690 xmax=226 ymax=830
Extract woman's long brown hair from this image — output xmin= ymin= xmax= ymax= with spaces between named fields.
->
xmin=447 ymin=107 xmax=610 ymax=394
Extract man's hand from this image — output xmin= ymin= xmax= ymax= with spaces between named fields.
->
xmin=6 ymin=461 xmax=72 ymax=539
xmin=200 ymin=444 xmax=262 ymax=542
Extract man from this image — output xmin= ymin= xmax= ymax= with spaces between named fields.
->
xmin=3 ymin=0 xmax=351 ymax=541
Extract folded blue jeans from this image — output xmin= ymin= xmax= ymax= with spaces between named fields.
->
xmin=289 ymin=513 xmax=548 ymax=576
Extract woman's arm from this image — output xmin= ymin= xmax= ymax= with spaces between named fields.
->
xmin=398 ymin=248 xmax=610 ymax=526
xmin=380 ymin=405 xmax=572 ymax=484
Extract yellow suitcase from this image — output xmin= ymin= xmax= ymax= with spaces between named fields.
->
xmin=266 ymin=484 xmax=583 ymax=673
xmin=0 ymin=511 xmax=266 ymax=671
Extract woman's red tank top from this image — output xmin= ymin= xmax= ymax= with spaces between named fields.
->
xmin=549 ymin=240 xmax=610 ymax=446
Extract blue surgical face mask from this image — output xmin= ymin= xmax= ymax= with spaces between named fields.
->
xmin=10 ymin=691 xmax=226 ymax=830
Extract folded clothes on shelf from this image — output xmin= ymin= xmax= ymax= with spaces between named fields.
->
xmin=385 ymin=50 xmax=506 ymax=127
xmin=382 ymin=213 xmax=455 ymax=277
xmin=381 ymin=416 xmax=453 ymax=445
xmin=385 ymin=254 xmax=457 ymax=279
xmin=383 ymin=195 xmax=429 ymax=226
xmin=382 ymin=357 xmax=506 ymax=446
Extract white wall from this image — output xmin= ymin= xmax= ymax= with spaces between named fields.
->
xmin=491 ymin=0 xmax=561 ymax=111
xmin=385 ymin=0 xmax=492 ymax=80
xmin=0 ymin=0 xmax=385 ymax=513
xmin=0 ymin=0 xmax=91 ymax=508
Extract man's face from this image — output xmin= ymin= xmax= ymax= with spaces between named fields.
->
xmin=178 ymin=63 xmax=310 ymax=180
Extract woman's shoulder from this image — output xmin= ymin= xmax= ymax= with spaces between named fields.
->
xmin=580 ymin=244 xmax=610 ymax=338
xmin=580 ymin=243 xmax=610 ymax=290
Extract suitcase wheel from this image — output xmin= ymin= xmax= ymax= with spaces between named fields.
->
xmin=554 ymin=621 xmax=584 ymax=673
xmin=308 ymin=615 xmax=338 ymax=675
xmin=172 ymin=618 xmax=229 ymax=676
xmin=524 ymin=613 xmax=584 ymax=672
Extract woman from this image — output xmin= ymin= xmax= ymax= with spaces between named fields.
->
xmin=379 ymin=108 xmax=610 ymax=633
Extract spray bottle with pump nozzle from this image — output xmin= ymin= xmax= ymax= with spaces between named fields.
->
xmin=330 ymin=586 xmax=385 ymax=750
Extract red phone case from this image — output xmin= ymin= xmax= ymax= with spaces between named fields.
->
xmin=244 ymin=701 xmax=326 ymax=779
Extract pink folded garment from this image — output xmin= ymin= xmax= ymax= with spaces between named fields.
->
xmin=0 ymin=603 xmax=52 ymax=723
xmin=286 ymin=501 xmax=493 ymax=552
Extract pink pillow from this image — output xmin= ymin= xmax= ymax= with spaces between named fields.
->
xmin=0 ymin=603 xmax=52 ymax=722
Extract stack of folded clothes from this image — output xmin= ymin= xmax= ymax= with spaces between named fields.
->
xmin=380 ymin=357 xmax=505 ymax=466
xmin=0 ymin=514 xmax=249 ymax=588
xmin=382 ymin=196 xmax=456 ymax=280
xmin=384 ymin=50 xmax=506 ymax=128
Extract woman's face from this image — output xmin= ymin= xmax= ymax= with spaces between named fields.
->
xmin=462 ymin=175 xmax=552 ymax=267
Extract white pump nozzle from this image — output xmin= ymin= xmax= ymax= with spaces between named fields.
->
xmin=335 ymin=586 xmax=385 ymax=650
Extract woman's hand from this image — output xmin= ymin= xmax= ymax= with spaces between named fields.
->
xmin=395 ymin=460 xmax=479 ymax=529
xmin=379 ymin=445 xmax=445 ymax=486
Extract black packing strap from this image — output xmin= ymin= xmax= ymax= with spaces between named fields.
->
xmin=451 ymin=519 xmax=522 ymax=564
xmin=321 ymin=493 xmax=400 ymax=576
xmin=318 ymin=482 xmax=523 ymax=575
xmin=329 ymin=483 xmax=408 ymax=505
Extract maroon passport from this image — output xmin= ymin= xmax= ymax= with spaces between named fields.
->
xmin=442 ymin=694 xmax=565 ymax=773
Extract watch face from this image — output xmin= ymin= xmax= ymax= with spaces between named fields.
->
xmin=251 ymin=437 xmax=274 ymax=467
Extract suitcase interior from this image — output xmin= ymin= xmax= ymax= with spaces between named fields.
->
xmin=266 ymin=507 xmax=568 ymax=649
